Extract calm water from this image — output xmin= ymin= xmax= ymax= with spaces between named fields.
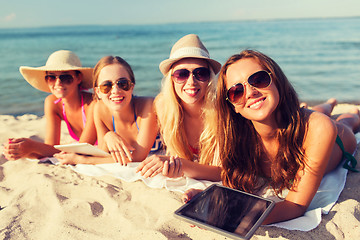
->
xmin=1 ymin=17 xmax=360 ymax=116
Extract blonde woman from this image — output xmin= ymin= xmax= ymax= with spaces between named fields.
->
xmin=3 ymin=50 xmax=96 ymax=160
xmin=55 ymin=56 xmax=160 ymax=165
xmin=136 ymin=34 xmax=222 ymax=181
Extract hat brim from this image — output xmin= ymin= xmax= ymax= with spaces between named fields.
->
xmin=159 ymin=56 xmax=221 ymax=76
xmin=20 ymin=66 xmax=93 ymax=93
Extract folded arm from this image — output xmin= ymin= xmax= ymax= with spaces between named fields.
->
xmin=263 ymin=112 xmax=337 ymax=224
xmin=136 ymin=154 xmax=221 ymax=181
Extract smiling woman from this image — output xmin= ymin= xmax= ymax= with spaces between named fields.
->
xmin=2 ymin=50 xmax=97 ymax=160
xmin=136 ymin=34 xmax=223 ymax=181
xmin=196 ymin=49 xmax=360 ymax=225
xmin=55 ymin=55 xmax=162 ymax=165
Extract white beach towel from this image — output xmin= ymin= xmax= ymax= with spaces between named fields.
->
xmin=69 ymin=162 xmax=219 ymax=193
xmin=264 ymin=160 xmax=348 ymax=231
xmin=37 ymin=157 xmax=219 ymax=192
xmin=264 ymin=132 xmax=360 ymax=230
xmin=37 ymin=157 xmax=348 ymax=231
xmin=36 ymin=133 xmax=359 ymax=231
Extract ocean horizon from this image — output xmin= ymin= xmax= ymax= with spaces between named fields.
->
xmin=1 ymin=17 xmax=359 ymax=116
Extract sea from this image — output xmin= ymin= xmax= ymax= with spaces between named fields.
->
xmin=1 ymin=17 xmax=360 ymax=116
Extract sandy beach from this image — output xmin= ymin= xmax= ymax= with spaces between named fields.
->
xmin=1 ymin=104 xmax=359 ymax=240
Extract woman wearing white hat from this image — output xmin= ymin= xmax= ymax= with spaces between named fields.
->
xmin=136 ymin=34 xmax=222 ymax=181
xmin=3 ymin=50 xmax=97 ymax=160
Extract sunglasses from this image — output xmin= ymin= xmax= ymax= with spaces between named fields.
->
xmin=45 ymin=74 xmax=74 ymax=85
xmin=226 ymin=70 xmax=272 ymax=104
xmin=98 ymin=78 xmax=133 ymax=94
xmin=172 ymin=67 xmax=210 ymax=84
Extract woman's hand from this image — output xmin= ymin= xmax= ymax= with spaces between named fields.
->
xmin=103 ymin=131 xmax=134 ymax=165
xmin=163 ymin=156 xmax=183 ymax=178
xmin=181 ymin=188 xmax=208 ymax=230
xmin=136 ymin=155 xmax=184 ymax=178
xmin=54 ymin=152 xmax=85 ymax=165
xmin=3 ymin=138 xmax=35 ymax=160
xmin=182 ymin=188 xmax=203 ymax=203
xmin=136 ymin=155 xmax=169 ymax=178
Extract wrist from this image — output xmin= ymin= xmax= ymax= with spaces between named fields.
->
xmin=104 ymin=130 xmax=111 ymax=138
xmin=175 ymin=156 xmax=185 ymax=177
xmin=80 ymin=155 xmax=93 ymax=164
xmin=25 ymin=138 xmax=37 ymax=154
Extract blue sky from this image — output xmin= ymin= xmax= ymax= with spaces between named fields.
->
xmin=1 ymin=0 xmax=359 ymax=28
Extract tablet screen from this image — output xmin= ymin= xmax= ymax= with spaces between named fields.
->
xmin=174 ymin=184 xmax=274 ymax=240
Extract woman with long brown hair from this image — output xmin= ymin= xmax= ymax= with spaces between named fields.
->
xmin=187 ymin=49 xmax=360 ymax=224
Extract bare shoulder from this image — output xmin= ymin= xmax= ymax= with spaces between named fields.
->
xmin=94 ymin=100 xmax=112 ymax=122
xmin=304 ymin=109 xmax=337 ymax=141
xmin=307 ymin=109 xmax=335 ymax=129
xmin=82 ymin=91 xmax=94 ymax=105
xmin=44 ymin=94 xmax=60 ymax=113
xmin=94 ymin=100 xmax=108 ymax=115
xmin=154 ymin=93 xmax=164 ymax=115
xmin=44 ymin=94 xmax=58 ymax=104
xmin=154 ymin=93 xmax=163 ymax=106
xmin=134 ymin=96 xmax=155 ymax=117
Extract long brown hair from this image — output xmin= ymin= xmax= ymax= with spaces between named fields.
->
xmin=202 ymin=50 xmax=307 ymax=195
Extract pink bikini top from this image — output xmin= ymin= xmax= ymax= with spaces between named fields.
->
xmin=54 ymin=93 xmax=86 ymax=142
xmin=188 ymin=144 xmax=199 ymax=155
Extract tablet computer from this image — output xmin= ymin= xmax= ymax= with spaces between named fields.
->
xmin=174 ymin=184 xmax=274 ymax=240
xmin=55 ymin=143 xmax=110 ymax=157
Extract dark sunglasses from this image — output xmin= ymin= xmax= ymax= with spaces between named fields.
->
xmin=45 ymin=74 xmax=74 ymax=85
xmin=172 ymin=67 xmax=211 ymax=84
xmin=226 ymin=70 xmax=272 ymax=104
xmin=98 ymin=78 xmax=133 ymax=94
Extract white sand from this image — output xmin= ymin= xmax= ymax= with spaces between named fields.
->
xmin=0 ymin=104 xmax=359 ymax=240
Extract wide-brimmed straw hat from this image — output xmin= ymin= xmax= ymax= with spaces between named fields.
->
xmin=19 ymin=50 xmax=93 ymax=93
xmin=159 ymin=34 xmax=221 ymax=75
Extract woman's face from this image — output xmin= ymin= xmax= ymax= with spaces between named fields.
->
xmin=225 ymin=58 xmax=279 ymax=124
xmin=46 ymin=70 xmax=81 ymax=98
xmin=95 ymin=64 xmax=134 ymax=112
xmin=171 ymin=58 xmax=210 ymax=106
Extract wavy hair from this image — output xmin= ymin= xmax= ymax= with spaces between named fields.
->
xmin=200 ymin=50 xmax=307 ymax=195
xmin=155 ymin=60 xmax=217 ymax=162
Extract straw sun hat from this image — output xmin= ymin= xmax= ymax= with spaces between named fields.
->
xmin=19 ymin=50 xmax=93 ymax=93
xmin=159 ymin=34 xmax=221 ymax=75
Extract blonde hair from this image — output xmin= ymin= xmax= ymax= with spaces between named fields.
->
xmin=198 ymin=94 xmax=219 ymax=165
xmin=155 ymin=63 xmax=217 ymax=162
